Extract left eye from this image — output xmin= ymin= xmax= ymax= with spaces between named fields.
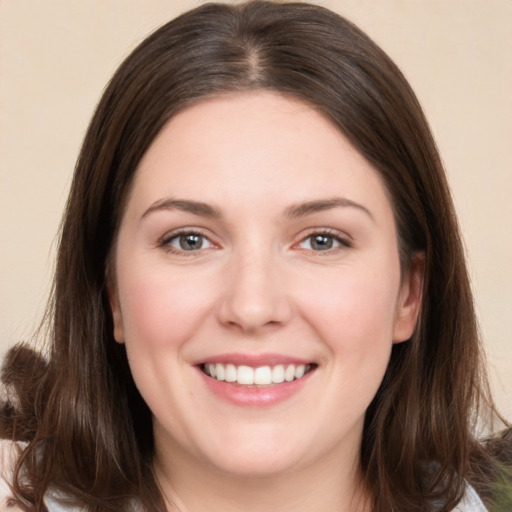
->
xmin=298 ymin=233 xmax=345 ymax=251
xmin=166 ymin=232 xmax=213 ymax=251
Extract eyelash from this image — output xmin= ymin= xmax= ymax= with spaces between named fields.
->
xmin=296 ymin=228 xmax=353 ymax=253
xmin=159 ymin=228 xmax=215 ymax=255
xmin=159 ymin=228 xmax=352 ymax=255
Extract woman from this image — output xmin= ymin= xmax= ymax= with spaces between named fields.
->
xmin=1 ymin=1 xmax=509 ymax=511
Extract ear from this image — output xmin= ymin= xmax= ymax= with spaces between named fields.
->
xmin=393 ymin=252 xmax=425 ymax=344
xmin=106 ymin=274 xmax=125 ymax=344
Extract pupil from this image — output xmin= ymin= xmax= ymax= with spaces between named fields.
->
xmin=180 ymin=234 xmax=202 ymax=250
xmin=312 ymin=235 xmax=332 ymax=250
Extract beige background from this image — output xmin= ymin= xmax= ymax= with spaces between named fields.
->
xmin=0 ymin=1 xmax=510 ymax=420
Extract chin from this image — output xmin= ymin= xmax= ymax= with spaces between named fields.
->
xmin=199 ymin=429 xmax=308 ymax=478
xmin=210 ymin=453 xmax=301 ymax=479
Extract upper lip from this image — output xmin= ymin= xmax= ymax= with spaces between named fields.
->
xmin=193 ymin=353 xmax=314 ymax=367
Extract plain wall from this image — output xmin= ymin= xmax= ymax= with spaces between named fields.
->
xmin=1 ymin=0 xmax=511 ymax=420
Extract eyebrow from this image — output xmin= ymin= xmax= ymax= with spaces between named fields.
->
xmin=141 ymin=198 xmax=222 ymax=220
xmin=141 ymin=196 xmax=373 ymax=221
xmin=284 ymin=197 xmax=373 ymax=221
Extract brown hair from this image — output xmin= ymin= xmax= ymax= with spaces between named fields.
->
xmin=1 ymin=1 xmax=508 ymax=511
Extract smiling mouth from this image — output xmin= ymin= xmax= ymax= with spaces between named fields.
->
xmin=200 ymin=363 xmax=316 ymax=386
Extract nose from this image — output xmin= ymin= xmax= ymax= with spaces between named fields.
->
xmin=216 ymin=248 xmax=293 ymax=333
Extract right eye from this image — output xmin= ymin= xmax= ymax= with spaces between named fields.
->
xmin=162 ymin=231 xmax=214 ymax=253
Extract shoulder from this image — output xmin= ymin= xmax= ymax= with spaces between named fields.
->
xmin=0 ymin=439 xmax=86 ymax=512
xmin=453 ymin=482 xmax=489 ymax=512
xmin=0 ymin=438 xmax=24 ymax=511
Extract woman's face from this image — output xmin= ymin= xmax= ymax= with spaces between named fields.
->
xmin=110 ymin=91 xmax=422 ymax=478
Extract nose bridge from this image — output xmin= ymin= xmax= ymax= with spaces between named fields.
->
xmin=217 ymin=241 xmax=291 ymax=332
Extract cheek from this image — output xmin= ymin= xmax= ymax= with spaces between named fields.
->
xmin=298 ymin=263 xmax=401 ymax=356
xmin=116 ymin=265 xmax=216 ymax=351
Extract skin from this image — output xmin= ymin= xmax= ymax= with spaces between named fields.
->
xmin=109 ymin=91 xmax=423 ymax=512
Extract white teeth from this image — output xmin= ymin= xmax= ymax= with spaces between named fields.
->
xmin=294 ymin=364 xmax=305 ymax=379
xmin=215 ymin=363 xmax=225 ymax=381
xmin=284 ymin=364 xmax=295 ymax=382
xmin=237 ymin=365 xmax=254 ymax=385
xmin=225 ymin=363 xmax=237 ymax=382
xmin=203 ymin=362 xmax=312 ymax=385
xmin=272 ymin=364 xmax=285 ymax=383
xmin=254 ymin=366 xmax=272 ymax=385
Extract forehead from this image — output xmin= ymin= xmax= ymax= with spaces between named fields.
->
xmin=125 ymin=91 xmax=393 ymax=224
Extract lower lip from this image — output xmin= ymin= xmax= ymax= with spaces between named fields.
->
xmin=197 ymin=367 xmax=315 ymax=407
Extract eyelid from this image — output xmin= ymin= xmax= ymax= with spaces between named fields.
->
xmin=157 ymin=226 xmax=352 ymax=255
xmin=293 ymin=227 xmax=353 ymax=252
xmin=159 ymin=227 xmax=219 ymax=254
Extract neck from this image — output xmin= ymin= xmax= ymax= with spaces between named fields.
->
xmin=153 ymin=440 xmax=370 ymax=512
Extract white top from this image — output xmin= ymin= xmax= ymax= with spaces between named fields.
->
xmin=1 ymin=439 xmax=488 ymax=511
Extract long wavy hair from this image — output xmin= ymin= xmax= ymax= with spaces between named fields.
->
xmin=1 ymin=1 xmax=508 ymax=511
